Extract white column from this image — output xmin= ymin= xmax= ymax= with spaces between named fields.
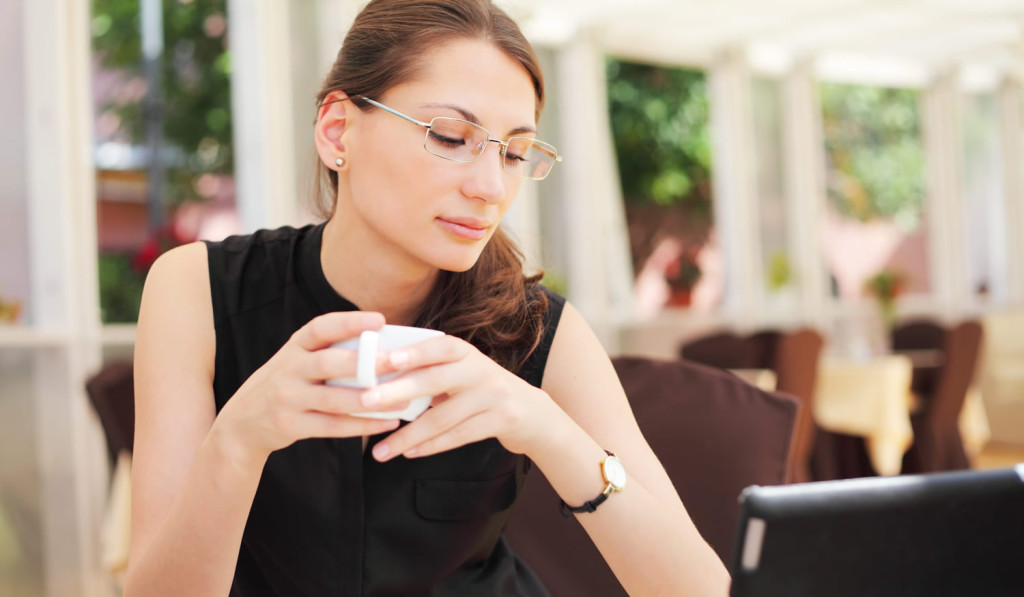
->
xmin=781 ymin=60 xmax=830 ymax=328
xmin=503 ymin=181 xmax=543 ymax=273
xmin=709 ymin=49 xmax=761 ymax=325
xmin=997 ymin=78 xmax=1024 ymax=304
xmin=554 ymin=33 xmax=633 ymax=347
xmin=23 ymin=0 xmax=107 ymax=595
xmin=315 ymin=0 xmax=361 ymax=76
xmin=228 ymin=0 xmax=299 ymax=231
xmin=921 ymin=71 xmax=969 ymax=317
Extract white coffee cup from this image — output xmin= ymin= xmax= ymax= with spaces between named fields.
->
xmin=327 ymin=324 xmax=444 ymax=421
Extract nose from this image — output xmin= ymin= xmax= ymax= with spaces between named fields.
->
xmin=461 ymin=140 xmax=507 ymax=205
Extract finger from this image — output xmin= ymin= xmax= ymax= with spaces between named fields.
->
xmin=381 ymin=335 xmax=468 ymax=372
xmin=291 ymin=311 xmax=385 ymax=352
xmin=397 ymin=411 xmax=497 ymax=459
xmin=359 ymin=363 xmax=463 ymax=411
xmin=300 ymin=346 xmax=396 ymax=383
xmin=371 ymin=392 xmax=485 ymax=462
xmin=294 ymin=383 xmax=370 ymax=415
xmin=292 ymin=411 xmax=401 ymax=440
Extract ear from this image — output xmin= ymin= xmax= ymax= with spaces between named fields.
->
xmin=314 ymin=91 xmax=353 ymax=169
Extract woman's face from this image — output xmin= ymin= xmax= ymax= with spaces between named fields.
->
xmin=336 ymin=38 xmax=538 ymax=274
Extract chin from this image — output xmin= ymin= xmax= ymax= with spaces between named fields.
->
xmin=429 ymin=248 xmax=486 ymax=273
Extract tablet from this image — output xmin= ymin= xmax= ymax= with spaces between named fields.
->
xmin=730 ymin=466 xmax=1024 ymax=597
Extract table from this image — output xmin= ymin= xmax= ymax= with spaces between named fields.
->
xmin=729 ymin=368 xmax=777 ymax=393
xmin=814 ymin=355 xmax=991 ymax=476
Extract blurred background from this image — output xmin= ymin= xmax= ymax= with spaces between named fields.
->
xmin=2 ymin=0 xmax=1024 ymax=595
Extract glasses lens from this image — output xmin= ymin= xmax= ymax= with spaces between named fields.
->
xmin=425 ymin=118 xmax=489 ymax=162
xmin=504 ymin=138 xmax=558 ymax=180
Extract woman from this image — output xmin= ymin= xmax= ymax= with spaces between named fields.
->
xmin=126 ymin=0 xmax=730 ymax=595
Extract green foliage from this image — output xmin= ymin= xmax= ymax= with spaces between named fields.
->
xmin=540 ymin=270 xmax=568 ymax=297
xmin=92 ymin=0 xmax=233 ymax=204
xmin=767 ymin=251 xmax=793 ymax=292
xmin=606 ymin=60 xmax=712 ymax=210
xmin=97 ymin=253 xmax=146 ymax=324
xmin=820 ymin=83 xmax=924 ymax=225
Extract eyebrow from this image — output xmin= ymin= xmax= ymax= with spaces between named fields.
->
xmin=420 ymin=103 xmax=537 ymax=137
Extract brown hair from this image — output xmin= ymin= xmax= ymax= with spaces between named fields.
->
xmin=312 ymin=0 xmax=549 ymax=372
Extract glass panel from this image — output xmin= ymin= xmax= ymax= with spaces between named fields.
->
xmin=960 ymin=92 xmax=1005 ymax=300
xmin=606 ymin=59 xmax=713 ymax=317
xmin=751 ymin=77 xmax=793 ymax=312
xmin=0 ymin=350 xmax=44 ymax=596
xmin=91 ymin=0 xmax=239 ymax=323
xmin=0 ymin=0 xmax=31 ymax=327
xmin=819 ymin=82 xmax=927 ymax=304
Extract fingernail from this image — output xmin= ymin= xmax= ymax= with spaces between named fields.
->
xmin=362 ymin=389 xmax=381 ymax=407
xmin=373 ymin=442 xmax=390 ymax=460
xmin=389 ymin=351 xmax=409 ymax=368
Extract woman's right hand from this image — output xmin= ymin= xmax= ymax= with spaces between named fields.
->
xmin=212 ymin=311 xmax=403 ymax=467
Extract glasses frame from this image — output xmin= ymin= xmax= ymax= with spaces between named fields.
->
xmin=344 ymin=96 xmax=562 ymax=180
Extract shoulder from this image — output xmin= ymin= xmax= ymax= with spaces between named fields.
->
xmin=540 ymin=301 xmax=619 ymax=402
xmin=145 ymin=241 xmax=209 ymax=292
xmin=137 ymin=241 xmax=216 ymax=378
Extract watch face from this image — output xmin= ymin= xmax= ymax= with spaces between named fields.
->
xmin=604 ymin=456 xmax=627 ymax=490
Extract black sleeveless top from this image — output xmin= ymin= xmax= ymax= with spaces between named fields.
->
xmin=204 ymin=223 xmax=564 ymax=597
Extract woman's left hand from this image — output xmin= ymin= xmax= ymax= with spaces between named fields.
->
xmin=360 ymin=335 xmax=561 ymax=461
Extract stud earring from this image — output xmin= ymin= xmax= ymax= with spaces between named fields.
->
xmin=335 ymin=157 xmax=345 ymax=168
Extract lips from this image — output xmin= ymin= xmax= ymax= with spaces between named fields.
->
xmin=436 ymin=216 xmax=492 ymax=241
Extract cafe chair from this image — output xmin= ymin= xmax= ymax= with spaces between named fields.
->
xmin=85 ymin=359 xmax=136 ymax=579
xmin=772 ymin=328 xmax=825 ymax=483
xmin=745 ymin=329 xmax=783 ymax=370
xmin=504 ymin=355 xmax=798 ymax=596
xmin=678 ymin=330 xmax=753 ymax=370
xmin=85 ymin=360 xmax=136 ymax=468
xmin=901 ymin=320 xmax=984 ymax=474
xmin=891 ymin=318 xmax=946 ymax=396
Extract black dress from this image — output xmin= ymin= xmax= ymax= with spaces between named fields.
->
xmin=204 ymin=223 xmax=564 ymax=596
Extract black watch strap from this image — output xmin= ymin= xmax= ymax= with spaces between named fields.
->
xmin=559 ymin=488 xmax=611 ymax=518
xmin=558 ymin=450 xmax=617 ymax=519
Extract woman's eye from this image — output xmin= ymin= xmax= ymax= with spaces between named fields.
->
xmin=504 ymin=153 xmax=528 ymax=164
xmin=428 ymin=130 xmax=466 ymax=147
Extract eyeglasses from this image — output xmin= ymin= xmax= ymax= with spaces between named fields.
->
xmin=351 ymin=96 xmax=562 ymax=180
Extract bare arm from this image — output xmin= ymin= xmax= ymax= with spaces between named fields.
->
xmin=125 ymin=243 xmax=400 ymax=597
xmin=534 ymin=303 xmax=730 ymax=595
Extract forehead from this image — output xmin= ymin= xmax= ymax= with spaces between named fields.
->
xmin=387 ymin=38 xmax=538 ymax=130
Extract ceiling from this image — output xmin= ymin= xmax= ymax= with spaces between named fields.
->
xmin=503 ymin=0 xmax=1024 ymax=90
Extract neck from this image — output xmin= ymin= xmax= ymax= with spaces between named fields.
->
xmin=321 ymin=217 xmax=438 ymax=326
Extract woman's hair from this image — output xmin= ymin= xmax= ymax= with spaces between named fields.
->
xmin=312 ymin=0 xmax=549 ymax=372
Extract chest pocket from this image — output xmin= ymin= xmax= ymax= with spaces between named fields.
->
xmin=415 ymin=470 xmax=518 ymax=521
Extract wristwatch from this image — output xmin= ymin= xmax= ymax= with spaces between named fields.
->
xmin=559 ymin=450 xmax=627 ymax=517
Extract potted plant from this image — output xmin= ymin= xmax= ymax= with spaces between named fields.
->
xmin=864 ymin=269 xmax=907 ymax=330
xmin=0 ymin=292 xmax=23 ymax=324
xmin=665 ymin=251 xmax=702 ymax=307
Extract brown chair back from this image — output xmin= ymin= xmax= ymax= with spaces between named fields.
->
xmin=504 ymin=356 xmax=798 ymax=596
xmin=902 ymin=320 xmax=983 ymax=474
xmin=746 ymin=329 xmax=783 ymax=370
xmin=892 ymin=319 xmax=947 ymax=396
xmin=678 ymin=330 xmax=752 ymax=369
xmin=891 ymin=319 xmax=946 ymax=351
xmin=85 ymin=360 xmax=136 ymax=467
xmin=773 ymin=328 xmax=824 ymax=483
xmin=930 ymin=320 xmax=983 ymax=425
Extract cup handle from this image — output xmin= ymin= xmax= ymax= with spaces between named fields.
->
xmin=356 ymin=330 xmax=379 ymax=388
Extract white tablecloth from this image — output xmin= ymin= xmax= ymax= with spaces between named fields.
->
xmin=814 ymin=355 xmax=991 ymax=476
